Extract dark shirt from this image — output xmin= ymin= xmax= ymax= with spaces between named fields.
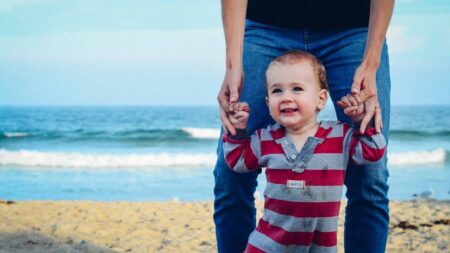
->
xmin=247 ymin=0 xmax=370 ymax=29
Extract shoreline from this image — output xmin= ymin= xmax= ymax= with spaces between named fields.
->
xmin=0 ymin=200 xmax=449 ymax=252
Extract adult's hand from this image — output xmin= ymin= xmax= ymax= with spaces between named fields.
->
xmin=350 ymin=63 xmax=383 ymax=134
xmin=217 ymin=68 xmax=244 ymax=136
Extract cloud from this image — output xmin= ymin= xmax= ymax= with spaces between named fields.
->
xmin=386 ymin=25 xmax=424 ymax=53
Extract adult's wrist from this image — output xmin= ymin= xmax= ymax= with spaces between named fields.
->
xmin=226 ymin=55 xmax=243 ymax=71
xmin=361 ymin=51 xmax=381 ymax=71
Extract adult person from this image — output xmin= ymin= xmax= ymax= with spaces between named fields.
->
xmin=214 ymin=0 xmax=394 ymax=252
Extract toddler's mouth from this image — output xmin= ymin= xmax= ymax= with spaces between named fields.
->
xmin=280 ymin=108 xmax=298 ymax=113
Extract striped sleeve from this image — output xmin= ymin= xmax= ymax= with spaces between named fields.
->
xmin=343 ymin=124 xmax=387 ymax=165
xmin=222 ymin=129 xmax=262 ymax=173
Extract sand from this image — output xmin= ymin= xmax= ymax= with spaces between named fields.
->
xmin=0 ymin=199 xmax=448 ymax=253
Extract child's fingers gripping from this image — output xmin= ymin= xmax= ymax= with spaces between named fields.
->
xmin=232 ymin=102 xmax=241 ymax=113
xmin=343 ymin=106 xmax=359 ymax=116
xmin=239 ymin=102 xmax=250 ymax=112
xmin=234 ymin=110 xmax=250 ymax=120
xmin=339 ymin=95 xmax=352 ymax=107
xmin=351 ymin=92 xmax=362 ymax=104
xmin=346 ymin=94 xmax=358 ymax=106
xmin=229 ymin=114 xmax=241 ymax=125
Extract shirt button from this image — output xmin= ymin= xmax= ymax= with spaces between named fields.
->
xmin=291 ymin=154 xmax=296 ymax=159
xmin=293 ymin=167 xmax=304 ymax=173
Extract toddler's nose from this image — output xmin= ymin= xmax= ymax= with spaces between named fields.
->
xmin=281 ymin=92 xmax=293 ymax=102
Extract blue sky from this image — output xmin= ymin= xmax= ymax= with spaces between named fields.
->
xmin=0 ymin=0 xmax=449 ymax=106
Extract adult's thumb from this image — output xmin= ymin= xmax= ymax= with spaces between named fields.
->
xmin=351 ymin=78 xmax=362 ymax=94
xmin=229 ymin=89 xmax=240 ymax=103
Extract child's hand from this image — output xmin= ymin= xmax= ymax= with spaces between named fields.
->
xmin=337 ymin=94 xmax=365 ymax=122
xmin=228 ymin=102 xmax=250 ymax=130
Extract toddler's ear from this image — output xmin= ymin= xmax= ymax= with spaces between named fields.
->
xmin=317 ymin=89 xmax=328 ymax=110
xmin=265 ymin=96 xmax=269 ymax=106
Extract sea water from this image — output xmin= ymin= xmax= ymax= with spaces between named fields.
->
xmin=0 ymin=105 xmax=449 ymax=201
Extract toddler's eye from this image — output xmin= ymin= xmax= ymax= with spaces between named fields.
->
xmin=293 ymin=87 xmax=303 ymax=92
xmin=271 ymin=88 xmax=282 ymax=94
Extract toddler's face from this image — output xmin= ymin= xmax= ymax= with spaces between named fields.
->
xmin=265 ymin=61 xmax=327 ymax=130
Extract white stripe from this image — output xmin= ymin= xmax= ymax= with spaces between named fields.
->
xmin=264 ymin=183 xmax=344 ymax=203
xmin=248 ymin=230 xmax=310 ymax=253
xmin=263 ymin=209 xmax=339 ymax=232
xmin=261 ymin=154 xmax=291 ymax=169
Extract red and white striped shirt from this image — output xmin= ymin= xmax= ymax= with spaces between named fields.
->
xmin=223 ymin=121 xmax=386 ymax=253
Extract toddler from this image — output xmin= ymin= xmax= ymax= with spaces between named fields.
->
xmin=222 ymin=50 xmax=386 ymax=253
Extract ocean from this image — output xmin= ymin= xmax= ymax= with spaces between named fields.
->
xmin=0 ymin=105 xmax=449 ymax=201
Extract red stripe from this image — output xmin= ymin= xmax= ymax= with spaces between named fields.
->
xmin=315 ymin=126 xmax=333 ymax=138
xmin=313 ymin=230 xmax=338 ymax=247
xmin=314 ymin=137 xmax=343 ymax=153
xmin=245 ymin=244 xmax=266 ymax=253
xmin=256 ymin=219 xmax=312 ymax=246
xmin=270 ymin=127 xmax=284 ymax=139
xmin=261 ymin=141 xmax=284 ymax=156
xmin=348 ymin=133 xmax=359 ymax=164
xmin=363 ymin=127 xmax=378 ymax=136
xmin=256 ymin=219 xmax=337 ymax=247
xmin=243 ymin=143 xmax=260 ymax=169
xmin=225 ymin=146 xmax=245 ymax=169
xmin=265 ymin=169 xmax=345 ymax=186
xmin=264 ymin=198 xmax=341 ymax=217
xmin=361 ymin=143 xmax=385 ymax=162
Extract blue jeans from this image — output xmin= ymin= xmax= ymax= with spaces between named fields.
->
xmin=213 ymin=20 xmax=391 ymax=253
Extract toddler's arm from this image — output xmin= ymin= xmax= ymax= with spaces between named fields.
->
xmin=222 ymin=102 xmax=261 ymax=173
xmin=338 ymin=94 xmax=386 ymax=165
xmin=343 ymin=122 xmax=386 ymax=166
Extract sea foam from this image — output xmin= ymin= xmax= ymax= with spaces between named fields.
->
xmin=388 ymin=148 xmax=446 ymax=166
xmin=0 ymin=148 xmax=446 ymax=169
xmin=182 ymin=128 xmax=220 ymax=139
xmin=0 ymin=149 xmax=216 ymax=168
xmin=2 ymin=132 xmax=29 ymax=138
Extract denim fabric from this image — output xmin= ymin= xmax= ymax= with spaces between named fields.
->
xmin=213 ymin=19 xmax=390 ymax=253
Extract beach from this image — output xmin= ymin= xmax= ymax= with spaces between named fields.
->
xmin=1 ymin=106 xmax=449 ymax=252
xmin=0 ymin=199 xmax=448 ymax=253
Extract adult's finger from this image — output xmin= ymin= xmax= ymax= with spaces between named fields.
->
xmin=228 ymin=83 xmax=240 ymax=111
xmin=220 ymin=108 xmax=236 ymax=136
xmin=351 ymin=71 xmax=363 ymax=95
xmin=217 ymin=87 xmax=230 ymax=112
xmin=359 ymin=100 xmax=375 ymax=133
xmin=374 ymin=105 xmax=382 ymax=133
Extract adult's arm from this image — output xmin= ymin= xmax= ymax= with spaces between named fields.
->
xmin=217 ymin=0 xmax=248 ymax=135
xmin=350 ymin=0 xmax=394 ymax=134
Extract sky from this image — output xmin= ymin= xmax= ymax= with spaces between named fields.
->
xmin=0 ymin=0 xmax=449 ymax=106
